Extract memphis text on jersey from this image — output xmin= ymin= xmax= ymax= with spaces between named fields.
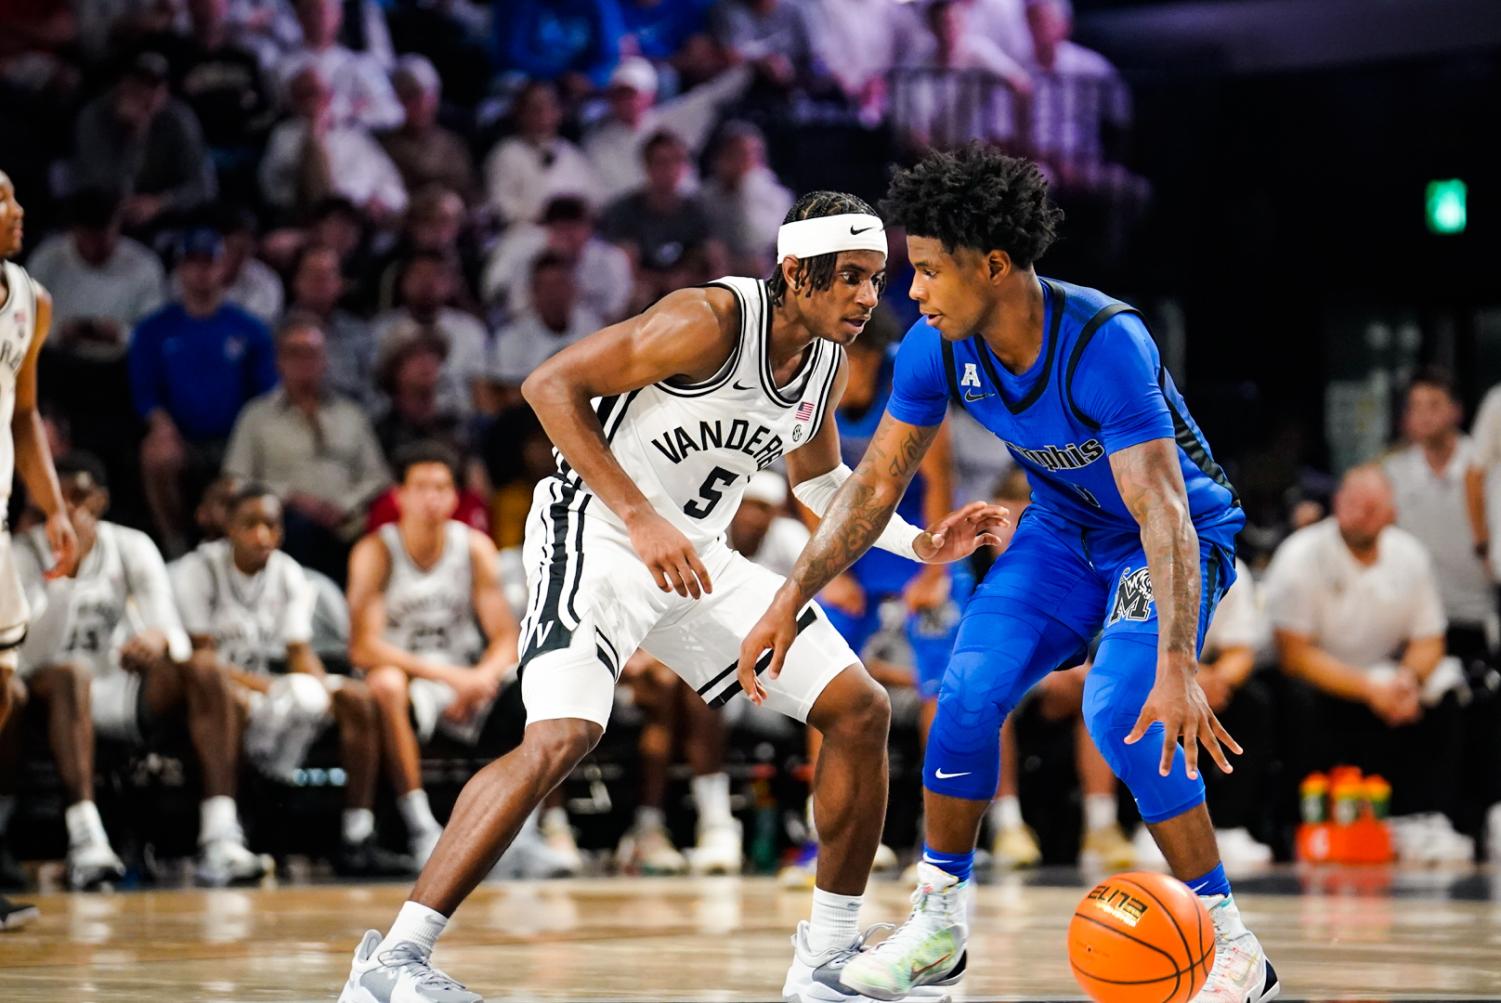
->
xmin=1008 ymin=437 xmax=1105 ymax=472
xmin=649 ymin=418 xmax=786 ymax=471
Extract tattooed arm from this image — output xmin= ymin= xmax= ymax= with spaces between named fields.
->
xmin=1111 ymin=437 xmax=1241 ymax=779
xmin=739 ymin=413 xmax=1008 ymax=702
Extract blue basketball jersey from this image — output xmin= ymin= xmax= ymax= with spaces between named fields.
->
xmin=887 ymin=277 xmax=1243 ymax=545
xmin=839 ymin=349 xmax=930 ymax=594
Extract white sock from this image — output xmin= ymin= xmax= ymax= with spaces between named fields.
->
xmin=343 ymin=807 xmax=375 ymax=845
xmin=0 ymin=794 xmax=15 ymax=836
xmin=807 ymin=888 xmax=862 ymax=954
xmin=1084 ymin=794 xmax=1118 ymax=833
xmin=65 ymin=801 xmax=109 ymax=849
xmin=399 ymin=790 xmax=440 ymax=837
xmin=380 ymin=900 xmax=448 ymax=961
xmin=635 ymin=805 xmax=666 ymax=831
xmin=542 ymin=805 xmax=569 ymax=832
xmin=990 ymin=794 xmax=1022 ymax=832
xmin=692 ymin=772 xmax=733 ymax=828
xmin=199 ymin=796 xmax=242 ymax=846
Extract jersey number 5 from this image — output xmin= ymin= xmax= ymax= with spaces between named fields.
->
xmin=683 ymin=466 xmax=739 ymax=519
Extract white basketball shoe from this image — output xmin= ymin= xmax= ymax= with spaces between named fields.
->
xmin=338 ymin=930 xmax=482 ymax=1003
xmin=1192 ymin=895 xmax=1280 ymax=1002
xmin=66 ymin=840 xmax=126 ymax=889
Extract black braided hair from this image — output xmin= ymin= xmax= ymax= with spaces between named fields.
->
xmin=767 ymin=190 xmax=879 ymax=306
xmin=881 ymin=144 xmax=1063 ymax=268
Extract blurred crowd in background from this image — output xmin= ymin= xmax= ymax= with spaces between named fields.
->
xmin=1 ymin=0 xmax=1499 ymax=890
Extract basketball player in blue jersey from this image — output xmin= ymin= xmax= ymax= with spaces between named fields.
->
xmin=740 ymin=146 xmax=1278 ymax=1003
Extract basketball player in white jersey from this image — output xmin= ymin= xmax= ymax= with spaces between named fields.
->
xmin=172 ymin=485 xmax=408 ymax=876
xmin=8 ymin=453 xmax=271 ymax=886
xmin=339 ymin=193 xmax=1008 ymax=1003
xmin=0 ymin=170 xmax=77 ymax=928
xmin=347 ymin=443 xmax=522 ymax=867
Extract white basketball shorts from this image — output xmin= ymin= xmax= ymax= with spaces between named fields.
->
xmin=0 ymin=531 xmax=30 ymax=670
xmin=516 ymin=479 xmax=859 ymax=730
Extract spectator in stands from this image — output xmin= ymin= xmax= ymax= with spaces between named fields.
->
xmin=600 ymin=130 xmax=725 ymax=309
xmin=373 ymin=332 xmax=468 ymax=465
xmin=71 ymin=52 xmax=217 ymax=229
xmin=492 ymin=0 xmax=626 ymax=91
xmin=223 ymin=316 xmax=390 ymax=582
xmin=1265 ymin=465 xmax=1472 ymax=862
xmin=1386 ymin=371 xmax=1492 ymax=660
xmin=482 ymin=80 xmax=596 ymax=227
xmin=346 ymin=444 xmax=532 ymax=868
xmin=379 ymin=55 xmax=479 ymax=205
xmin=373 ymin=252 xmax=488 ymax=416
xmin=129 ymin=228 xmax=277 ymax=555
xmin=4 ymin=454 xmax=269 ymax=887
xmin=619 ymin=0 xmax=714 ymax=62
xmin=174 ymin=209 xmax=283 ymax=326
xmin=896 ymin=0 xmax=1030 ymax=151
xmin=1192 ymin=559 xmax=1276 ymax=865
xmin=24 ymin=188 xmax=163 ymax=359
xmin=1020 ymin=0 xmax=1134 ymax=188
xmin=223 ymin=0 xmax=303 ymax=70
xmin=709 ymin=0 xmax=830 ymax=94
xmin=488 ymin=252 xmax=600 ymax=400
xmin=151 ymin=0 xmax=276 ymax=165
xmin=583 ymin=56 xmax=751 ymax=204
xmin=170 ymin=484 xmax=407 ymax=876
xmin=700 ymin=121 xmax=793 ymax=276
xmin=372 ymin=185 xmax=478 ymax=316
xmin=481 ymin=195 xmax=632 ymax=325
xmin=802 ymin=0 xmax=920 ymax=121
xmin=284 ymin=242 xmax=376 ymax=406
xmin=1466 ymin=380 xmax=1501 ymax=585
xmin=260 ymin=64 xmax=408 ymax=223
xmin=276 ymin=0 xmax=402 ymax=131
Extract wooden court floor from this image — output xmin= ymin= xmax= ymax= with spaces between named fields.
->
xmin=3 ymin=871 xmax=1501 ymax=1001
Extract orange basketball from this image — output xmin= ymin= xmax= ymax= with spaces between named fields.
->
xmin=1067 ymin=871 xmax=1215 ymax=1003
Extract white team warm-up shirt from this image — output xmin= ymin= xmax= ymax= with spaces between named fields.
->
xmin=377 ymin=521 xmax=484 ymax=664
xmin=0 ymin=260 xmax=39 ymax=505
xmin=1201 ymin=558 xmax=1263 ymax=661
xmin=1262 ymin=518 xmax=1446 ymax=669
xmin=170 ymin=539 xmax=315 ymax=674
xmin=14 ymin=521 xmax=191 ymax=677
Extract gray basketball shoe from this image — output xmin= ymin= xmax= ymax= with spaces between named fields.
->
xmin=338 ymin=930 xmax=482 ymax=1003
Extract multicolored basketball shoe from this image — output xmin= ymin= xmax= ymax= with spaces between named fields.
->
xmin=1191 ymin=894 xmax=1280 ymax=1002
xmin=838 ymin=864 xmax=968 ymax=1001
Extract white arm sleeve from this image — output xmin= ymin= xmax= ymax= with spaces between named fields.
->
xmin=792 ymin=464 xmax=923 ymax=562
xmin=120 ymin=529 xmax=192 ymax=663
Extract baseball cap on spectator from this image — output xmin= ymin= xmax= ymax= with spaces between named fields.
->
xmin=176 ymin=226 xmax=224 ymax=262
xmin=609 ymin=56 xmax=658 ymax=96
xmin=744 ymin=471 xmax=788 ymax=509
xmin=394 ymin=54 xmax=441 ymax=97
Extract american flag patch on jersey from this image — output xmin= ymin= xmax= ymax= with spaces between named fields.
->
xmin=796 ymin=400 xmax=816 ymax=422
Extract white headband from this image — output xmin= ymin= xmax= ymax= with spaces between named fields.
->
xmin=777 ymin=213 xmax=886 ymax=262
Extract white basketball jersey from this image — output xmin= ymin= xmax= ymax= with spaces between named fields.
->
xmin=20 ymin=521 xmax=185 ymax=678
xmin=172 ymin=540 xmax=313 ymax=675
xmin=379 ymin=521 xmax=483 ymax=662
xmin=0 ymin=261 xmax=39 ymax=503
xmin=555 ymin=276 xmax=841 ymax=544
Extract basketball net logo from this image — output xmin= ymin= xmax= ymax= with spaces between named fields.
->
xmin=1108 ymin=567 xmax=1154 ymax=624
xmin=1086 ymin=882 xmax=1150 ymax=928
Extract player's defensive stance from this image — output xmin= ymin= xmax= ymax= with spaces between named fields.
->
xmin=740 ymin=148 xmax=1279 ymax=1003
xmin=338 ymin=192 xmax=1007 ymax=1003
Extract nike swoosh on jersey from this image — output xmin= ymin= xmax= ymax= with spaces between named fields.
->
xmin=933 ymin=768 xmax=971 ymax=779
xmin=732 ymin=380 xmax=757 ymax=391
xmin=963 ymin=389 xmax=994 ymax=402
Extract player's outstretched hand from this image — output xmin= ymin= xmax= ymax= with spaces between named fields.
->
xmin=737 ymin=592 xmax=800 ymax=706
xmin=914 ymin=501 xmax=1011 ymax=565
xmin=627 ymin=510 xmax=713 ymax=599
xmin=1124 ymin=660 xmax=1243 ymax=780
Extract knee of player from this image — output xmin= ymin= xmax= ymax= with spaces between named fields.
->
xmin=182 ymin=650 xmax=229 ymax=692
xmin=45 ymin=661 xmax=92 ymax=707
xmin=824 ymin=667 xmax=892 ymax=742
xmin=363 ymin=666 xmax=410 ymax=707
xmin=331 ymin=678 xmax=378 ymax=722
xmin=524 ymin=718 xmax=600 ymax=775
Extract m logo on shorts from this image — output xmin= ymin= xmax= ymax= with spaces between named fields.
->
xmin=1108 ymin=567 xmax=1154 ymax=624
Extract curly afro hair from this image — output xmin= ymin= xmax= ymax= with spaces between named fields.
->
xmin=767 ymin=190 xmax=879 ymax=306
xmin=881 ymin=145 xmax=1064 ymax=269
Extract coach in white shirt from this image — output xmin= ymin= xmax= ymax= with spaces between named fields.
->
xmin=729 ymin=471 xmax=810 ymax=578
xmin=1384 ymin=371 xmax=1494 ymax=651
xmin=276 ymin=0 xmax=401 ymax=131
xmin=1264 ymin=465 xmax=1467 ymax=848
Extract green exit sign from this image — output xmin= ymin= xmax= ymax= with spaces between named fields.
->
xmin=1426 ymin=179 xmax=1467 ymax=235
